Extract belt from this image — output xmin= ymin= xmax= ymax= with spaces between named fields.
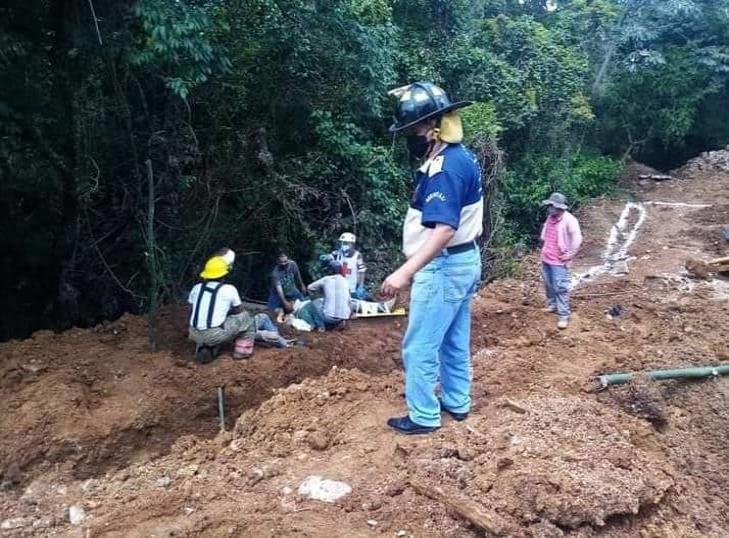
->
xmin=442 ymin=239 xmax=478 ymax=256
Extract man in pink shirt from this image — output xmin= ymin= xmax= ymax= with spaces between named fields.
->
xmin=540 ymin=192 xmax=582 ymax=329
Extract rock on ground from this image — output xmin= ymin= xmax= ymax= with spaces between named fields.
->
xmin=298 ymin=476 xmax=352 ymax=503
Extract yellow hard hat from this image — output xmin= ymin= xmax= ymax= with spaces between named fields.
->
xmin=200 ymin=256 xmax=229 ymax=279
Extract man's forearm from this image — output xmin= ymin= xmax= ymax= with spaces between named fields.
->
xmin=276 ymin=285 xmax=286 ymax=301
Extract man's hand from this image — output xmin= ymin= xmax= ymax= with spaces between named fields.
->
xmin=283 ymin=300 xmax=293 ymax=313
xmin=559 ymin=253 xmax=572 ymax=263
xmin=379 ymin=223 xmax=455 ymax=299
xmin=380 ymin=267 xmax=413 ymax=298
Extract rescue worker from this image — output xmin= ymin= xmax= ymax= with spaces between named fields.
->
xmin=333 ymin=232 xmax=368 ymax=299
xmin=540 ymin=192 xmax=583 ymax=329
xmin=188 ymin=256 xmax=256 ymax=363
xmin=380 ymin=82 xmax=483 ymax=435
xmin=267 ymin=252 xmax=307 ymax=322
xmin=308 ymin=254 xmax=351 ymax=330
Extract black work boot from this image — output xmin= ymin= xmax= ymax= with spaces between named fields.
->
xmin=386 ymin=416 xmax=439 ymax=435
xmin=439 ymin=399 xmax=469 ymax=421
xmin=194 ymin=345 xmax=215 ymax=364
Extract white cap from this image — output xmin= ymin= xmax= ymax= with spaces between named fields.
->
xmin=221 ymin=249 xmax=235 ymax=266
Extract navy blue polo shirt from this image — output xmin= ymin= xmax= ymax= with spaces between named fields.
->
xmin=402 ymin=143 xmax=484 ymax=258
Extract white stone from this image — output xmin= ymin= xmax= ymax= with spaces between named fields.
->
xmin=297 ymin=476 xmax=351 ymax=503
xmin=68 ymin=505 xmax=86 ymax=526
xmin=156 ymin=476 xmax=172 ymax=488
xmin=1 ymin=518 xmax=29 ymax=530
xmin=367 ymin=519 xmax=378 ymax=527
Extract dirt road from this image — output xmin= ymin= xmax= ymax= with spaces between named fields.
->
xmin=1 ymin=157 xmax=728 ymax=536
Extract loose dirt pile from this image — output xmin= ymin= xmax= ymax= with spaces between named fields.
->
xmin=1 ymin=159 xmax=729 ymax=537
xmin=406 ymin=395 xmax=675 ymax=533
xmin=674 ymin=145 xmax=729 ymax=177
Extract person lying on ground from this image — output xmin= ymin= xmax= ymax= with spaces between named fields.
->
xmin=267 ymin=252 xmax=307 ymax=322
xmin=307 ymin=255 xmax=352 ymax=330
xmin=290 ymin=298 xmax=327 ymax=332
xmin=332 ymin=232 xmax=369 ymax=299
xmin=188 ymin=255 xmax=256 ymax=363
xmin=253 ymin=312 xmax=292 ymax=348
xmin=540 ymin=192 xmax=583 ymax=330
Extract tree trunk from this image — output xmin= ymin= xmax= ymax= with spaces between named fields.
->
xmin=145 ymin=159 xmax=159 ymax=351
xmin=47 ymin=0 xmax=83 ymax=328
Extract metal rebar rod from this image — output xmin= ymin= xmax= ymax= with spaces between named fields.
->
xmin=217 ymin=386 xmax=225 ymax=432
xmin=598 ymin=364 xmax=729 ymax=389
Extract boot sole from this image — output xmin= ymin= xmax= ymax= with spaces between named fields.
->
xmin=388 ymin=425 xmax=439 ymax=435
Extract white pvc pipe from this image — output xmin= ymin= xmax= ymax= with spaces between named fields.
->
xmin=644 ymin=201 xmax=712 ymax=208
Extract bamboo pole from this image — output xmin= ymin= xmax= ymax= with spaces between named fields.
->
xmin=598 ymin=364 xmax=729 ymax=389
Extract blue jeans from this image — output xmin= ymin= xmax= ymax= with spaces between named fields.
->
xmin=351 ymin=286 xmax=370 ymax=301
xmin=311 ymin=299 xmax=346 ymax=330
xmin=267 ymin=287 xmax=304 ymax=310
xmin=254 ymin=313 xmax=289 ymax=347
xmin=542 ymin=262 xmax=570 ymax=317
xmin=402 ymin=247 xmax=481 ymax=427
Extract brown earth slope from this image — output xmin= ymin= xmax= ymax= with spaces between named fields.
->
xmin=1 ymin=157 xmax=728 ymax=537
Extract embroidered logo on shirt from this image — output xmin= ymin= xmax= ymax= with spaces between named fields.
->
xmin=425 ymin=191 xmax=447 ymax=203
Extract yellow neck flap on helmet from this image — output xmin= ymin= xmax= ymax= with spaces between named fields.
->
xmin=433 ymin=111 xmax=464 ymax=144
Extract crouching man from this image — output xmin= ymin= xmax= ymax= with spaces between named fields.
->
xmin=188 ymin=255 xmax=256 ymax=363
xmin=307 ymin=255 xmax=352 ymax=330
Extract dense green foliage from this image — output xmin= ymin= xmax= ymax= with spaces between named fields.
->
xmin=2 ymin=0 xmax=729 ymax=339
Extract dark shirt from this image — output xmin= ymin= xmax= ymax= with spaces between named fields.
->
xmin=271 ymin=261 xmax=301 ymax=297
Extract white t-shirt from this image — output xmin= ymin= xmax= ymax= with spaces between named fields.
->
xmin=307 ymin=275 xmax=351 ymax=320
xmin=188 ymin=282 xmax=242 ymax=330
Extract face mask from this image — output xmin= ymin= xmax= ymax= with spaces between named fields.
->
xmin=547 ymin=206 xmax=558 ymax=216
xmin=406 ymin=134 xmax=432 ymax=159
xmin=341 ymin=243 xmax=353 ymax=254
xmin=278 ymin=261 xmax=288 ymax=269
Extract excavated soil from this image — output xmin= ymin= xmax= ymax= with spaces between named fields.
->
xmin=1 ymin=158 xmax=729 ymax=536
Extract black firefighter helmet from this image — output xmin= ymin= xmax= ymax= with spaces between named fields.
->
xmin=388 ymin=82 xmax=472 ymax=134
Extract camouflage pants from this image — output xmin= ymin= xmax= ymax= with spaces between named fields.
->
xmin=188 ymin=311 xmax=255 ymax=347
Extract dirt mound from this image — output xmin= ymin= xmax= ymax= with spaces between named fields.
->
xmin=619 ymin=161 xmax=672 ymax=193
xmin=0 ymin=307 xmax=402 ymax=487
xmin=673 ymin=145 xmax=729 ymax=178
xmin=232 ymin=368 xmax=399 ymax=457
xmin=405 ymin=395 xmax=674 ymax=534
